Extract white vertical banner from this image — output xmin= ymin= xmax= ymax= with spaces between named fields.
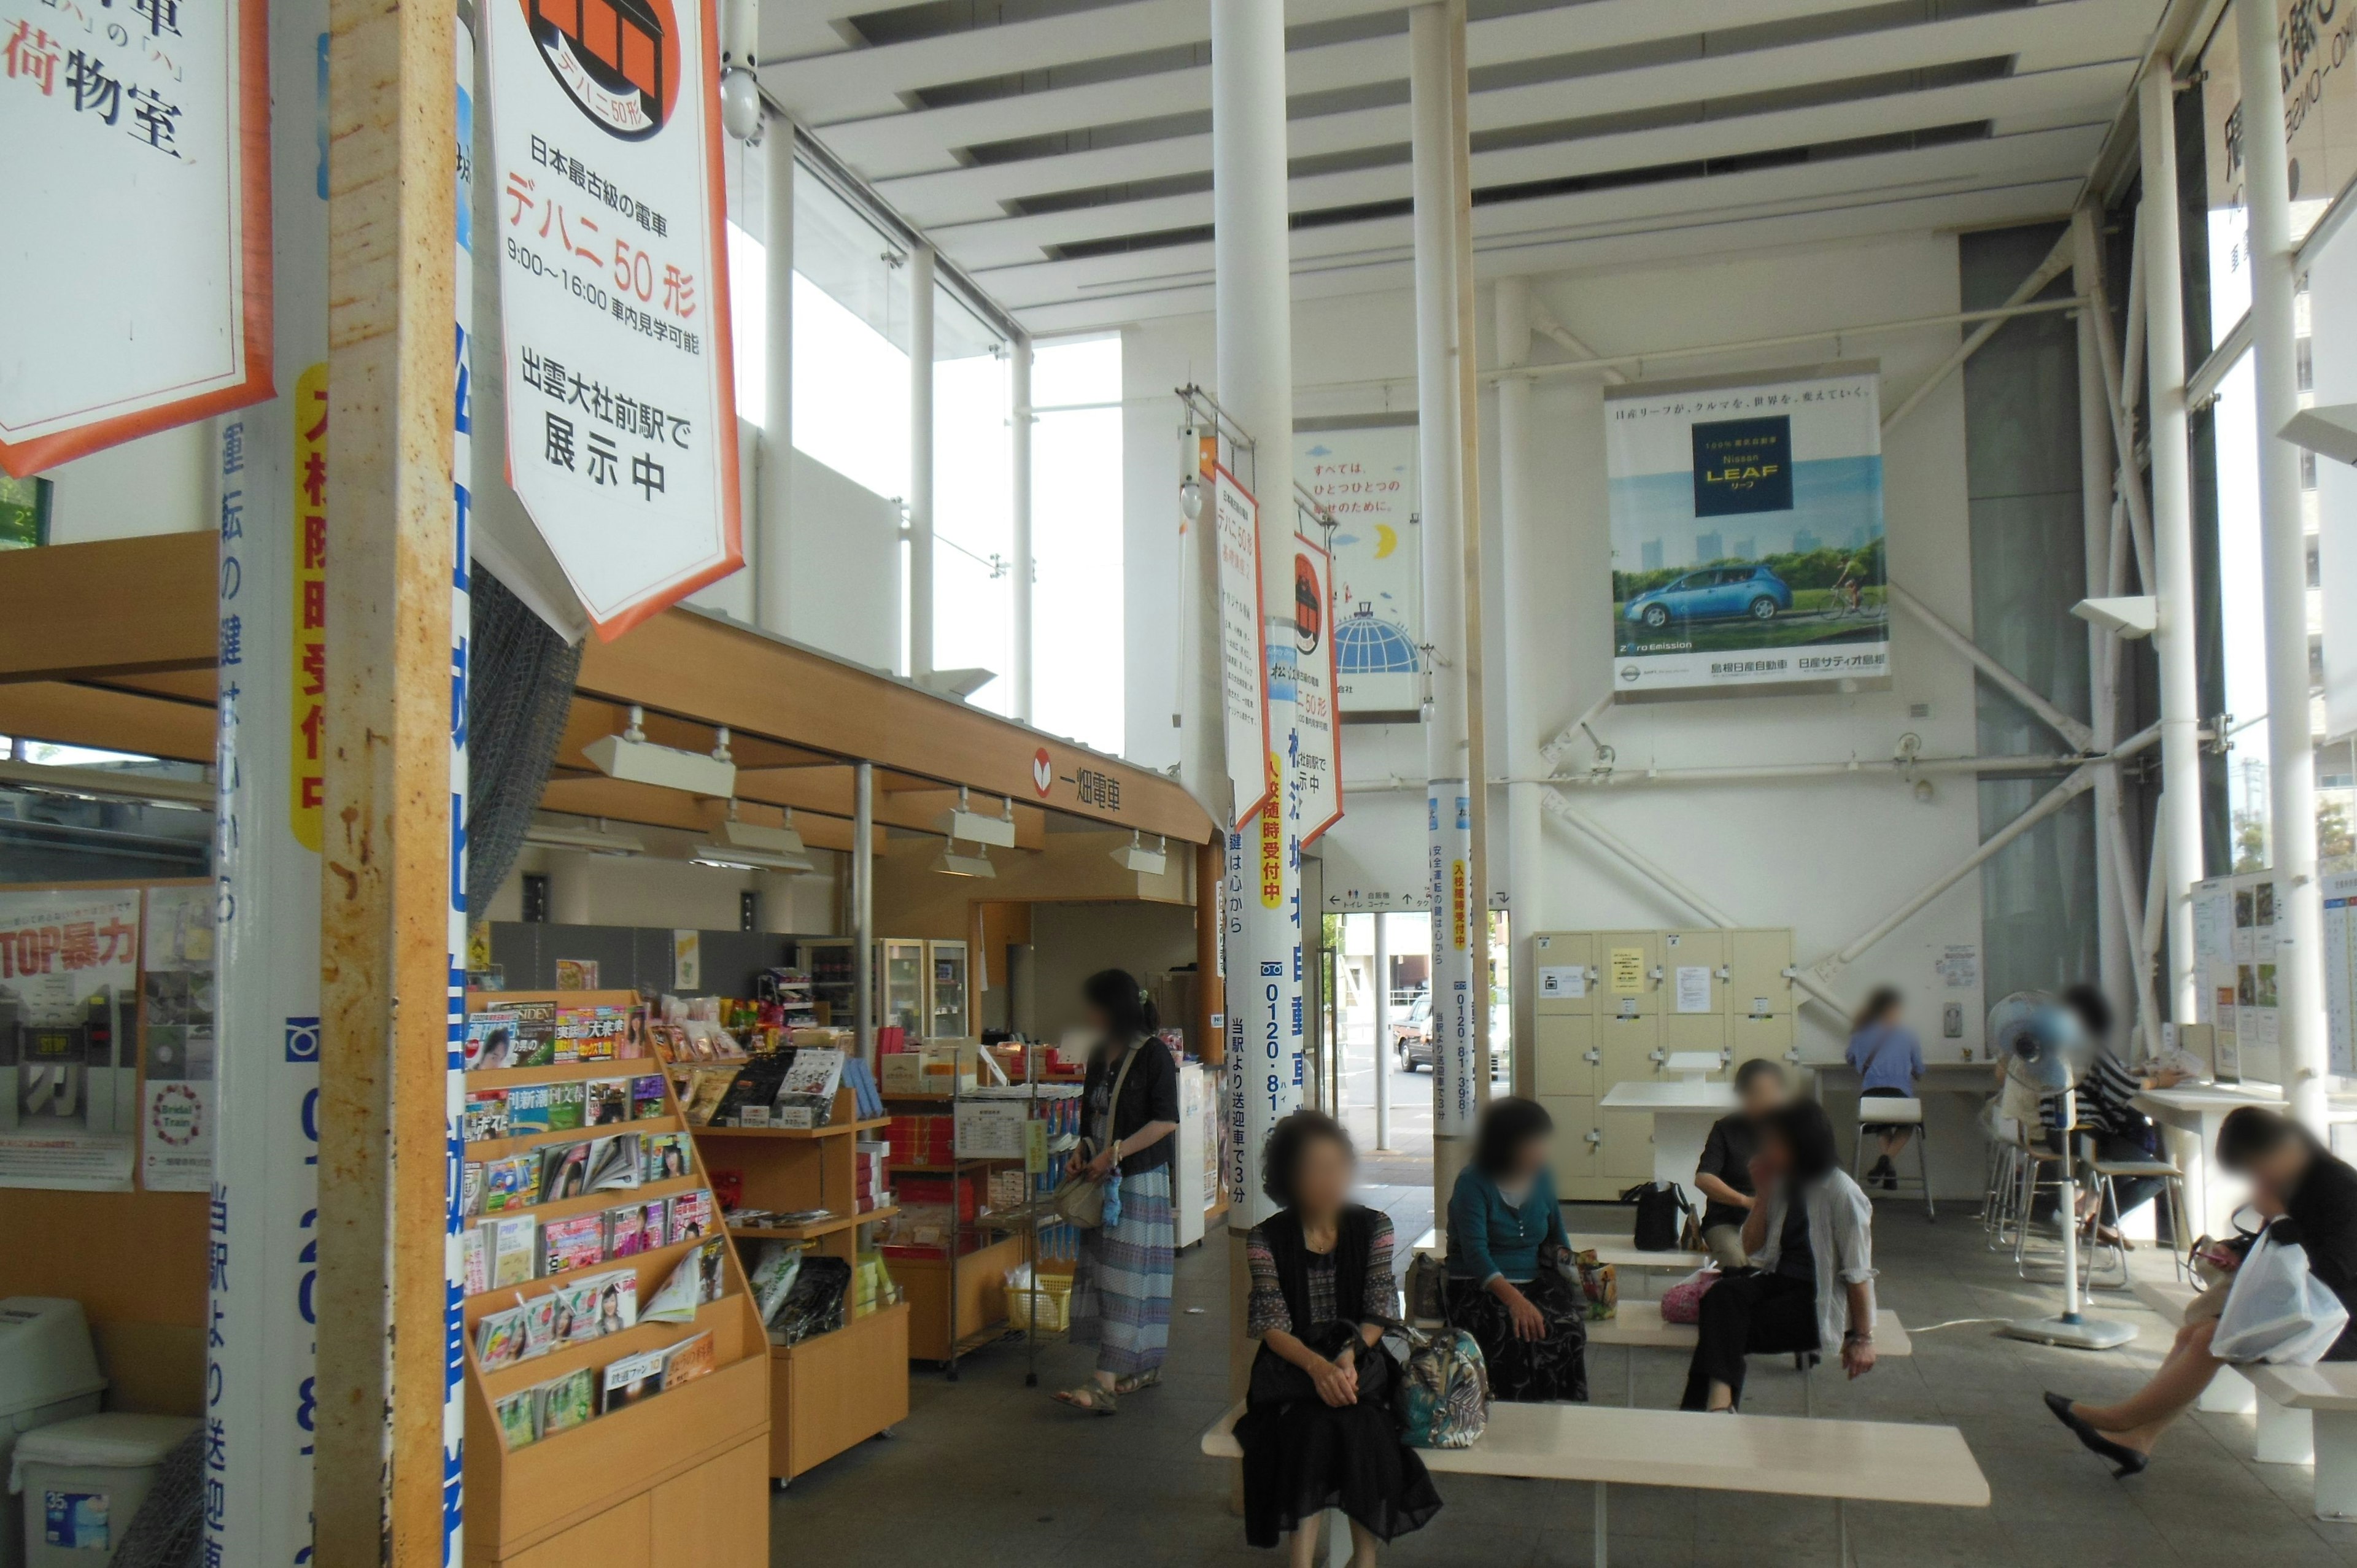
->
xmin=443 ymin=18 xmax=476 ymax=1562
xmin=481 ymin=0 xmax=741 ymax=637
xmin=1296 ymin=425 xmax=1421 ymax=716
xmin=1429 ymin=784 xmax=1473 ymax=1137
xmin=1225 ymin=604 xmax=1304 ymax=1228
xmin=1214 ymin=464 xmax=1269 ymax=828
xmin=1290 ymin=533 xmax=1341 ymax=846
xmin=205 ymin=0 xmax=327 ymax=1551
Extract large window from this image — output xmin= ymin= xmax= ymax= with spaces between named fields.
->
xmin=1031 ymin=334 xmax=1124 ymax=755
xmin=932 ymin=292 xmax=1013 ymax=715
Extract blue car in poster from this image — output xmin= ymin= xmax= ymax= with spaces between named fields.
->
xmin=1622 ymin=564 xmax=1793 ymax=628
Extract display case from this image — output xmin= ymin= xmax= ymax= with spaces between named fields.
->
xmin=881 ymin=939 xmax=926 ymax=1038
xmin=926 ymin=940 xmax=969 ymax=1040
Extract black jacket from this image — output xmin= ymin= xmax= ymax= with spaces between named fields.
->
xmin=1082 ymin=1035 xmax=1181 ymax=1175
xmin=2281 ymin=1152 xmax=2357 ymax=1361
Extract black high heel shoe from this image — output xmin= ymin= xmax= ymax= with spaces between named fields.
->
xmin=2043 ymin=1391 xmax=2149 ymax=1478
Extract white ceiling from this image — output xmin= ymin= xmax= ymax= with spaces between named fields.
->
xmin=761 ymin=0 xmax=2165 ymax=333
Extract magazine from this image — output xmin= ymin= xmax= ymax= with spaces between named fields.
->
xmin=536 ymin=1368 xmax=595 ymax=1435
xmin=482 ymin=1154 xmax=540 ymax=1211
xmin=554 ymin=959 xmax=599 ymax=993
xmin=462 ymin=1088 xmax=509 ymax=1142
xmin=641 ymin=1132 xmax=690 ymax=1183
xmin=591 ymin=1269 xmax=638 ymax=1336
xmin=597 ymin=1348 xmax=668 ymax=1413
xmin=585 ymin=1077 xmax=630 ymax=1126
xmin=463 ymin=1011 xmax=521 ymax=1071
xmin=538 ymin=1141 xmax=591 ymax=1201
xmin=505 ymin=1082 xmax=552 ymax=1136
xmin=494 ymin=1390 xmax=540 ymax=1451
xmin=548 ymin=1079 xmax=587 ymax=1133
xmin=679 ymin=1067 xmax=738 ymax=1127
xmin=745 ymin=1240 xmax=803 ymax=1324
xmin=549 ymin=1279 xmax=597 ymax=1346
xmin=475 ymin=1306 xmax=527 ymax=1370
xmin=461 ymin=1226 xmax=490 ymax=1295
xmin=608 ymin=1204 xmax=648 ymax=1258
xmin=519 ymin=1291 xmax=560 ymax=1359
xmin=542 ymin=1213 xmax=606 ymax=1276
xmin=640 ymin=1197 xmax=670 ymax=1250
xmin=641 ymin=1248 xmax=703 ymax=1323
xmin=461 ymin=1162 xmax=484 ymax=1218
xmin=509 ymin=1002 xmax=559 ymax=1068
xmin=586 ymin=1135 xmax=642 ymax=1192
xmin=486 ymin=1216 xmax=538 ymax=1288
xmin=694 ymin=1235 xmax=729 ymax=1302
xmin=660 ymin=1332 xmax=716 ymax=1388
xmin=630 ymin=1073 xmax=668 ymax=1119
xmin=667 ymin=1188 xmax=714 ymax=1244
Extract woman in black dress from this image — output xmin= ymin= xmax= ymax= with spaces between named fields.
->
xmin=1237 ymin=1111 xmax=1441 ymax=1566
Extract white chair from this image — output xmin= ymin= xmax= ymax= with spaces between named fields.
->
xmin=1852 ymin=1097 xmax=1933 ymax=1220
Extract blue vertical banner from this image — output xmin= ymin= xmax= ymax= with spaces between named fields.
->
xmin=443 ymin=18 xmax=476 ymax=1564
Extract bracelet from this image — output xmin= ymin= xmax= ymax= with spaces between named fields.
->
xmin=1844 ymin=1332 xmax=1873 ymax=1345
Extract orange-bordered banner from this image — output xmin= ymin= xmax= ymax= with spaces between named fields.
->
xmin=1291 ymin=531 xmax=1342 ymax=847
xmin=1213 ymin=462 xmax=1269 ymax=830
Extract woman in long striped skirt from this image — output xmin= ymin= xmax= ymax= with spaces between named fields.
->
xmin=1056 ymin=969 xmax=1180 ymax=1414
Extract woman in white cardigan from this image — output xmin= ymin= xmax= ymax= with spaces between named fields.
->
xmin=1679 ymin=1099 xmax=1879 ymax=1412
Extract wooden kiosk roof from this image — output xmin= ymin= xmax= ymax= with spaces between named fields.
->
xmin=0 ymin=534 xmax=1215 ymax=849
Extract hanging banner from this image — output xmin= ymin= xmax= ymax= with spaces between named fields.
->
xmin=1606 ymin=365 xmax=1887 ymax=697
xmin=1215 ymin=463 xmax=1269 ymax=829
xmin=483 ymin=0 xmax=741 ymax=638
xmin=141 ymin=884 xmax=216 ymax=1192
xmin=1291 ymin=534 xmax=1342 ymax=845
xmin=0 ymin=0 xmax=273 ymax=475
xmin=1297 ymin=424 xmax=1420 ymax=716
xmin=0 ymin=886 xmax=139 ymax=1189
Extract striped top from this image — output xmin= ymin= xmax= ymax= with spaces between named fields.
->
xmin=1245 ymin=1214 xmax=1396 ymax=1338
xmin=2043 ymin=1044 xmax=2145 ymax=1137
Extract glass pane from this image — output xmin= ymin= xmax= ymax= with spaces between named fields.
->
xmin=1032 ymin=334 xmax=1124 ymax=755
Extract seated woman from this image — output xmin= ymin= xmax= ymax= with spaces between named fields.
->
xmin=2045 ymin=1106 xmax=2357 ymax=1476
xmin=1237 ymin=1111 xmax=1441 ymax=1566
xmin=1442 ymin=1097 xmax=1589 ymax=1402
xmin=1679 ymin=1100 xmax=1879 ymax=1412
xmin=1844 ymin=986 xmax=1924 ymax=1191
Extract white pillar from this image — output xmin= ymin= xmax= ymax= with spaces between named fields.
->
xmin=1372 ymin=913 xmax=1392 ymax=1150
xmin=2138 ymin=61 xmax=2207 ymax=1027
xmin=1496 ymin=274 xmax=1542 ymax=1096
xmin=757 ymin=125 xmax=794 ymax=636
xmin=1012 ymin=332 xmax=1035 ymax=723
xmin=2073 ymin=209 xmax=2134 ymax=1030
xmin=2236 ymin=1 xmax=2329 ymax=1130
xmin=1411 ymin=0 xmax=1476 ymax=1208
xmin=1212 ymin=0 xmax=1302 ymax=1234
xmin=908 ymin=242 xmax=936 ymax=679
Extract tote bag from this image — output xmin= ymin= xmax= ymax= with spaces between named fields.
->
xmin=2212 ymin=1224 xmax=2351 ymax=1366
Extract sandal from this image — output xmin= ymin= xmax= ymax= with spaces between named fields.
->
xmin=1113 ymin=1369 xmax=1161 ymax=1396
xmin=1053 ymin=1384 xmax=1118 ymax=1415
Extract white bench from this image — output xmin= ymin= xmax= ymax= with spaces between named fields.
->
xmin=1411 ymin=1228 xmax=1710 ymax=1292
xmin=1199 ymin=1397 xmax=1987 ymax=1567
xmin=2126 ymin=1276 xmax=2259 ymax=1417
xmin=2243 ymin=1364 xmax=2357 ymax=1515
xmin=1587 ymin=1302 xmax=1912 ymax=1408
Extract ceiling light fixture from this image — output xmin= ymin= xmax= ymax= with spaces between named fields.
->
xmin=1109 ymin=830 xmax=1168 ymax=876
xmin=522 ymin=817 xmax=645 ymax=855
xmin=694 ymin=801 xmax=815 ymax=873
xmin=582 ymin=705 xmax=738 ymax=797
xmin=939 ymin=786 xmax=1017 ymax=848
xmin=933 ymin=840 xmax=997 ymax=879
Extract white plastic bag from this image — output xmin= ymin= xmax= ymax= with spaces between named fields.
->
xmin=2212 ymin=1225 xmax=2351 ymax=1365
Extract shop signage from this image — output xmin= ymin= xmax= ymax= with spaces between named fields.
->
xmin=0 ymin=886 xmax=141 ymax=1189
xmin=1214 ymin=463 xmax=1269 ymax=828
xmin=1296 ymin=423 xmax=1420 ymax=716
xmin=0 ymin=0 xmax=273 ymax=475
xmin=484 ymin=0 xmax=741 ymax=638
xmin=1605 ymin=365 xmax=1887 ymax=696
xmin=1291 ymin=534 xmax=1342 ymax=846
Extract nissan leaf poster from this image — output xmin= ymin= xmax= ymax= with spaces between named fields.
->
xmin=1605 ymin=365 xmax=1888 ymax=697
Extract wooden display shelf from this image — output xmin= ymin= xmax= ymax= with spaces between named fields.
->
xmin=461 ymin=991 xmax=767 ymax=1568
xmin=890 ymin=1232 xmax=1022 ymax=1362
xmin=466 ymin=1114 xmax=684 ymax=1164
xmin=730 ymin=1204 xmax=899 ymax=1242
xmin=694 ymin=1119 xmax=861 ymax=1141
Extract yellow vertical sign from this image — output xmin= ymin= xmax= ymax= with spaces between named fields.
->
xmin=1609 ymin=947 xmax=1644 ymax=994
xmin=1450 ymin=861 xmax=1467 ymax=951
xmin=288 ymin=363 xmax=328 ymax=851
xmin=1258 ymin=750 xmax=1283 ymax=908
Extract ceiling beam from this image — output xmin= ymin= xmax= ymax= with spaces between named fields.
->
xmin=0 ymin=533 xmax=215 ymax=681
xmin=0 ymin=681 xmax=218 ymax=762
xmin=535 ymin=774 xmax=886 ymax=852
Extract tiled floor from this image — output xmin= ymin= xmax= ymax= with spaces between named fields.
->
xmin=770 ymin=1199 xmax=2357 ymax=1565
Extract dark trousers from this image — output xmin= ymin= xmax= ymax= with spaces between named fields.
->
xmin=1679 ymin=1270 xmax=1819 ymax=1411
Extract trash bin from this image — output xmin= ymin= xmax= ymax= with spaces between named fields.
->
xmin=0 ymin=1301 xmax=106 ymax=1568
xmin=12 ymin=1415 xmax=194 ymax=1568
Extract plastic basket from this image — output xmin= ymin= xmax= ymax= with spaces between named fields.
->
xmin=1004 ymin=1269 xmax=1074 ymax=1335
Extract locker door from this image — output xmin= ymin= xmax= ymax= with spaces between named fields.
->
xmin=1731 ymin=1012 xmax=1795 ymax=1071
xmin=1727 ymin=929 xmax=1794 ymax=1018
xmin=1535 ymin=1013 xmax=1596 ymax=1098
xmin=1595 ymin=1013 xmax=1658 ymax=1091
xmin=1601 ymin=1106 xmax=1656 ymax=1183
xmin=1660 ymin=1011 xmax=1727 ymax=1059
xmin=1531 ymin=932 xmax=1595 ymax=1016
xmin=1596 ymin=930 xmax=1662 ymax=1017
xmin=1542 ymin=1094 xmax=1607 ymax=1197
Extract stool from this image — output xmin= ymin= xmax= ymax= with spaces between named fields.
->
xmin=2008 ymin=1129 xmax=2074 ymax=1281
xmin=1983 ymin=1137 xmax=2023 ymax=1248
xmin=2081 ymin=1141 xmax=2189 ymax=1287
xmin=1852 ymin=1097 xmax=1932 ymax=1220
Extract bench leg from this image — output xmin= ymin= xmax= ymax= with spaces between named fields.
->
xmin=2314 ymin=1410 xmax=2357 ymax=1520
xmin=1625 ymin=1347 xmax=1635 ymax=1408
xmin=1593 ymin=1480 xmax=1608 ymax=1568
xmin=1324 ymin=1507 xmax=1351 ymax=1568
xmin=1836 ymin=1498 xmax=1850 ymax=1568
xmin=2255 ymin=1390 xmax=2316 ymax=1466
xmin=2199 ymin=1364 xmax=2258 ymax=1415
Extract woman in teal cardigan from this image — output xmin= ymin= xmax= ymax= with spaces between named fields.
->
xmin=1443 ymin=1097 xmax=1589 ymax=1402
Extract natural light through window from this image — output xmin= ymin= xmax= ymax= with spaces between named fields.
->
xmin=793 ymin=274 xmax=911 ymax=502
xmin=1031 ymin=334 xmax=1124 ymax=757
xmin=726 ymin=222 xmax=765 ymax=428
xmin=933 ymin=324 xmax=1014 ymax=716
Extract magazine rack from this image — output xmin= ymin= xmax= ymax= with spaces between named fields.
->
xmin=695 ymin=1084 xmax=910 ymax=1481
xmin=459 ymin=991 xmax=769 ymax=1567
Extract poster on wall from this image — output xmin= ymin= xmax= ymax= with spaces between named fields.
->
xmin=141 ymin=885 xmax=215 ymax=1191
xmin=1291 ymin=535 xmax=1342 ymax=846
xmin=484 ymin=0 xmax=741 ymax=638
xmin=2326 ymin=870 xmax=2357 ymax=1076
xmin=0 ymin=0 xmax=273 ymax=476
xmin=0 ymin=887 xmax=139 ymax=1189
xmin=1296 ymin=423 xmax=1421 ymax=716
xmin=1215 ymin=464 xmax=1270 ymax=828
xmin=1605 ymin=365 xmax=1888 ymax=697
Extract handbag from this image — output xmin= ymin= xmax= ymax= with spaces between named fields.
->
xmin=1050 ymin=1042 xmax=1141 ymax=1230
xmin=1382 ymin=1317 xmax=1490 ymax=1450
xmin=1621 ymin=1180 xmax=1693 ymax=1251
xmin=1404 ymin=1251 xmax=1448 ymax=1325
xmin=1658 ymin=1265 xmax=1723 ymax=1325
xmin=2212 ymin=1222 xmax=2352 ymax=1365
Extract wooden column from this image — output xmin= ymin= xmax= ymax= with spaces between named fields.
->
xmin=317 ymin=0 xmax=458 ymax=1554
